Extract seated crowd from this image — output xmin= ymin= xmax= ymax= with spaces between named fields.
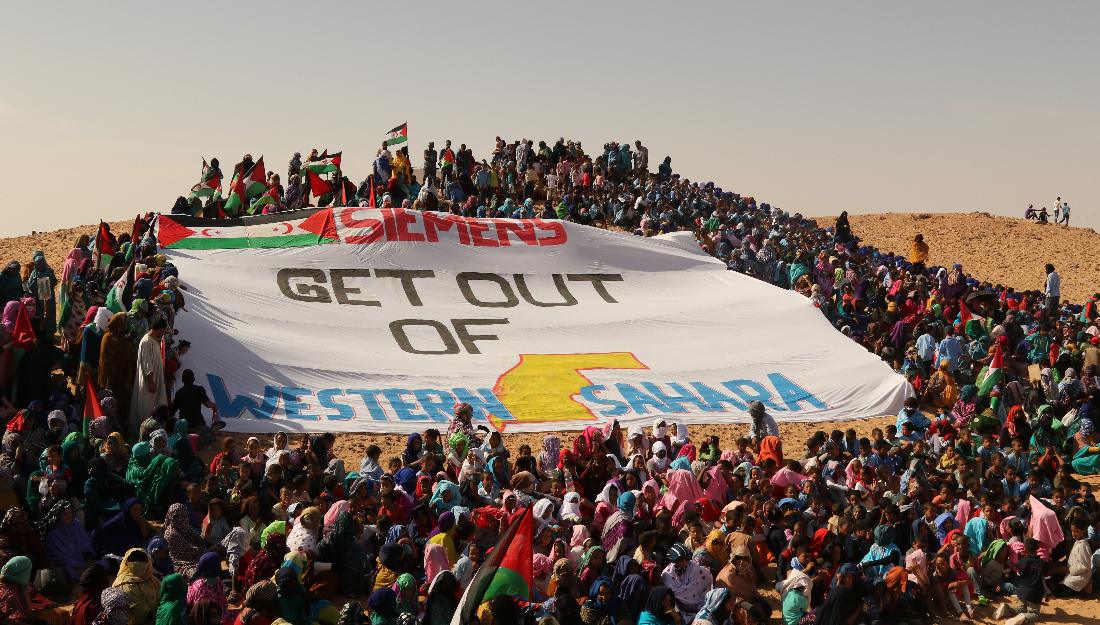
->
xmin=0 ymin=137 xmax=1096 ymax=625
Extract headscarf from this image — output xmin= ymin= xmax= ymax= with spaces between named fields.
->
xmin=163 ymin=503 xmax=207 ymax=578
xmin=694 ymin=588 xmax=730 ymax=624
xmin=963 ymin=516 xmax=990 ymax=556
xmin=243 ymin=532 xmax=287 ymax=590
xmin=1028 ymin=495 xmax=1064 ymax=552
xmin=539 ymin=436 xmax=561 ymax=473
xmin=153 ymin=573 xmax=187 ymax=625
xmin=0 ymin=554 xmax=31 ymax=586
xmin=585 ymin=576 xmax=614 ymax=612
xmin=423 ymin=543 xmax=450 ymax=584
xmin=367 ymin=587 xmax=398 ymax=622
xmin=92 ymin=498 xmax=145 ymax=557
xmin=113 ymin=548 xmax=160 ymax=625
xmin=72 ymin=563 xmax=111 ymax=625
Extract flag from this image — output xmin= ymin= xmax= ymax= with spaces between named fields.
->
xmin=83 ymin=378 xmax=105 ymax=436
xmin=976 ymin=343 xmax=1004 ymax=396
xmin=451 ymin=506 xmax=532 ymax=625
xmin=307 ymin=169 xmax=333 ymax=198
xmin=368 ymin=175 xmax=377 ymax=208
xmin=156 ymin=209 xmax=339 ymax=250
xmin=249 ymin=186 xmax=281 ymax=214
xmin=244 ymin=157 xmax=267 ymax=198
xmin=188 ymin=158 xmax=222 ymax=199
xmin=127 ymin=215 xmax=145 ymax=260
xmin=958 ymin=298 xmax=972 ymax=327
xmin=385 ymin=122 xmax=408 ymax=146
xmin=11 ymin=303 xmax=36 ymax=350
xmin=300 ymin=152 xmax=342 ymax=175
xmin=94 ymin=221 xmax=117 ymax=269
xmin=223 ymin=174 xmax=248 ymax=216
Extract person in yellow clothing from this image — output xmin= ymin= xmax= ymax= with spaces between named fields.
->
xmin=391 ymin=147 xmax=411 ymax=181
xmin=426 ymin=510 xmax=459 ymax=563
xmin=924 ymin=359 xmax=959 ymax=408
xmin=909 ymin=233 xmax=929 ymax=273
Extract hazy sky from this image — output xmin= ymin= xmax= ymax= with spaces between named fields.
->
xmin=2 ymin=2 xmax=1097 ymax=236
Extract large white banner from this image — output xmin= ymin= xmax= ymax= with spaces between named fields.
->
xmin=159 ymin=208 xmax=910 ymax=433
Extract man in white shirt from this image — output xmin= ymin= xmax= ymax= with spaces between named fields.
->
xmin=1045 ymin=263 xmax=1061 ymax=312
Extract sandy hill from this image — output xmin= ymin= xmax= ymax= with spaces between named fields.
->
xmin=813 ymin=212 xmax=1100 ymax=302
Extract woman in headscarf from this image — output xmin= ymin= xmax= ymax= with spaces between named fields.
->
xmin=286 ymin=506 xmax=321 ymax=555
xmin=71 ymin=563 xmax=111 ymax=625
xmin=923 ymin=359 xmax=959 ymax=409
xmin=601 ymin=491 xmax=636 ymax=555
xmin=860 ymin=524 xmax=901 ymax=577
xmin=99 ymin=586 xmax=134 ymax=625
xmin=578 ymin=546 xmax=608 ymax=592
xmin=154 ymin=573 xmax=187 ymax=625
xmin=131 ymin=451 xmax=179 ymax=520
xmin=814 ymin=565 xmax=863 ymax=625
xmin=113 ymin=548 xmax=160 ymax=625
xmin=579 ymin=577 xmax=615 ymax=625
xmin=167 ymin=420 xmax=204 ymax=482
xmin=366 ymin=587 xmax=398 ymax=625
xmin=26 ymin=251 xmax=58 ymax=338
xmin=276 ymin=566 xmax=311 ymax=625
xmin=186 ymin=552 xmax=226 ymax=614
xmin=0 ymin=555 xmax=63 ymax=625
xmin=422 ymin=570 xmax=457 ymax=625
xmin=374 ymin=543 xmax=405 ymax=593
xmin=100 ymin=431 xmax=130 ymax=475
xmin=638 ymin=586 xmax=676 ymax=625
xmin=317 ymin=511 xmax=365 ymax=599
xmin=163 ymin=503 xmax=210 ymax=579
xmin=758 ymin=436 xmax=783 ymax=468
xmin=148 ymin=536 xmax=174 ymax=578
xmin=692 ymin=587 xmax=734 ymax=625
xmin=92 ymin=498 xmax=153 ymax=557
xmin=233 ymin=580 xmax=278 ymax=625
xmin=43 ymin=499 xmax=92 ymax=581
xmin=242 ymin=532 xmax=287 ymax=591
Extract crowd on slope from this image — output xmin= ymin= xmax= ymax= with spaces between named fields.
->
xmin=0 ymin=138 xmax=1095 ymax=625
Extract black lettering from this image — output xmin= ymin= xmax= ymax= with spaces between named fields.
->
xmin=451 ymin=318 xmax=509 ymax=354
xmin=277 ymin=268 xmax=331 ymax=303
xmin=374 ymin=269 xmax=435 ymax=306
xmin=330 ymin=269 xmax=379 ymax=306
xmin=513 ymin=273 xmax=578 ymax=307
xmin=567 ymin=273 xmax=624 ymax=303
xmin=456 ymin=272 xmax=519 ymax=308
xmin=389 ymin=319 xmax=460 ymax=354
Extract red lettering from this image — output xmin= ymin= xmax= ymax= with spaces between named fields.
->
xmin=422 ymin=211 xmax=457 ymax=242
xmin=339 ymin=208 xmax=384 ymax=244
xmin=468 ymin=220 xmax=499 ymax=247
xmin=380 ymin=208 xmax=398 ymax=241
xmin=393 ymin=209 xmax=426 ymax=242
xmin=496 ymin=221 xmax=539 ymax=246
xmin=535 ymin=220 xmax=568 ymax=246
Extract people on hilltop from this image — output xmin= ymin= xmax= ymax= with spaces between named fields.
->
xmin=0 ymin=139 xmax=1097 ymax=625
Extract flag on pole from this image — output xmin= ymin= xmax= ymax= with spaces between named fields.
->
xmin=249 ymin=186 xmax=281 ymax=214
xmin=307 ymin=169 xmax=333 ymax=198
xmin=188 ymin=158 xmax=223 ymax=200
xmin=83 ymin=378 xmax=104 ymax=436
xmin=451 ymin=506 xmax=532 ymax=625
xmin=301 ymin=152 xmax=342 ymax=175
xmin=385 ymin=122 xmax=408 ymax=146
xmin=94 ymin=221 xmax=117 ymax=269
xmin=244 ymin=157 xmax=268 ymax=198
xmin=976 ymin=343 xmax=1004 ymax=396
xmin=223 ymin=174 xmax=248 ymax=216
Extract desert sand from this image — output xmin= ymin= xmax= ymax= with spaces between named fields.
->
xmin=3 ymin=212 xmax=1098 ymax=623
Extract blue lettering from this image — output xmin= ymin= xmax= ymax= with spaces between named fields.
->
xmin=642 ymin=382 xmax=712 ymax=412
xmin=579 ymin=384 xmax=629 ymax=417
xmin=345 ymin=389 xmax=390 ymax=421
xmin=207 ymin=374 xmax=279 ymax=419
xmin=690 ymin=382 xmax=748 ymax=412
xmin=280 ymin=387 xmax=316 ymax=420
xmin=413 ymin=389 xmax=456 ymax=422
xmin=721 ymin=379 xmax=786 ymax=411
xmin=615 ymin=383 xmax=673 ymax=414
xmin=452 ymin=387 xmax=515 ymax=424
xmin=382 ymin=389 xmax=428 ymax=421
xmin=768 ymin=373 xmax=828 ymax=411
xmin=317 ymin=389 xmax=355 ymax=420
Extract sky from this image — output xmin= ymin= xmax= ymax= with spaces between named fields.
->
xmin=1 ymin=2 xmax=1097 ymax=236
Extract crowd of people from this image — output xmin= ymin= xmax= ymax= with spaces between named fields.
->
xmin=1023 ymin=198 xmax=1072 ymax=226
xmin=0 ymin=136 xmax=1097 ymax=625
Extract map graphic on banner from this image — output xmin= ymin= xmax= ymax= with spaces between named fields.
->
xmin=158 ymin=208 xmax=911 ymax=434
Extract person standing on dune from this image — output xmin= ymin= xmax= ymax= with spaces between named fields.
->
xmin=909 ymin=233 xmax=929 ymax=274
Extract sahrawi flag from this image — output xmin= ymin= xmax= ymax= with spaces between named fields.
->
xmin=156 ymin=208 xmax=339 ymax=250
xmin=224 ymin=158 xmax=268 ymax=215
xmin=93 ymin=221 xmax=116 ymax=268
xmin=300 ymin=151 xmax=342 ymax=175
xmin=452 ymin=506 xmax=532 ymax=625
xmin=976 ymin=343 xmax=1004 ymax=396
xmin=385 ymin=122 xmax=408 ymax=146
xmin=188 ymin=159 xmax=222 ymax=200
